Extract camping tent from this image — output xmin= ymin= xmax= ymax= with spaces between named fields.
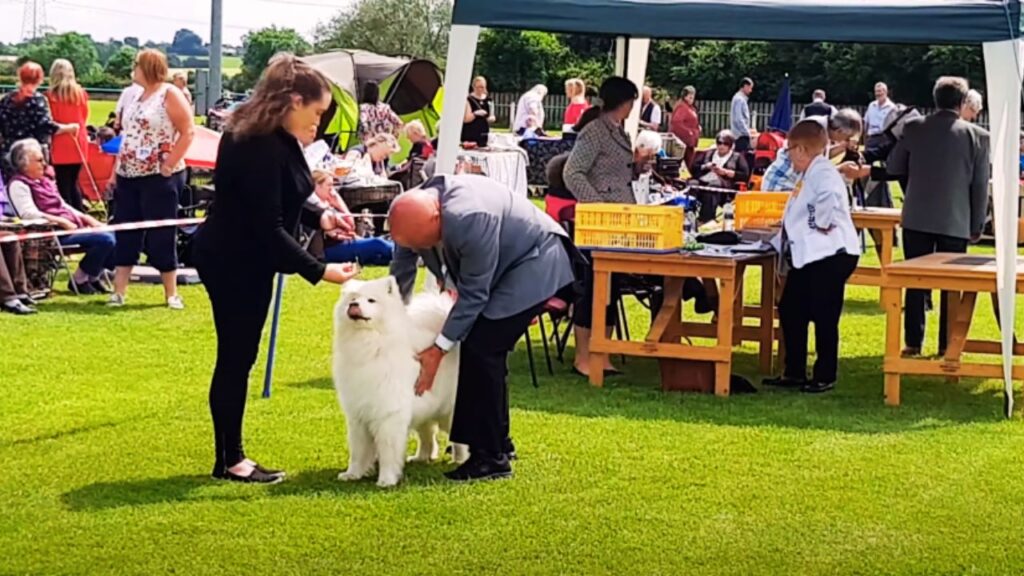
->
xmin=435 ymin=0 xmax=1024 ymax=415
xmin=300 ymin=50 xmax=444 ymax=150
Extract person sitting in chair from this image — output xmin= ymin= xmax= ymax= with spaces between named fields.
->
xmin=344 ymin=133 xmax=400 ymax=178
xmin=7 ymin=138 xmax=115 ymax=295
xmin=689 ymin=129 xmax=750 ymax=223
xmin=405 ymin=120 xmax=435 ymax=160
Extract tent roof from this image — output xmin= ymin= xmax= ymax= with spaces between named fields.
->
xmin=451 ymin=0 xmax=1023 ymax=45
xmin=300 ymin=50 xmax=411 ymax=95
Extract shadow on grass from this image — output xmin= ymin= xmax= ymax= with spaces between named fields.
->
xmin=38 ymin=301 xmax=165 ymax=315
xmin=286 ymin=377 xmax=333 ymax=391
xmin=505 ymin=345 xmax=1008 ymax=435
xmin=1 ymin=420 xmax=123 ymax=448
xmin=62 ymin=466 xmax=457 ymax=511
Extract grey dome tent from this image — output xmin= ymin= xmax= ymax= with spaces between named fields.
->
xmin=432 ymin=0 xmax=1024 ymax=416
xmin=300 ymin=50 xmax=444 ymax=150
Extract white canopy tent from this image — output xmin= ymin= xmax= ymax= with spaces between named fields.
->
xmin=435 ymin=0 xmax=1023 ymax=415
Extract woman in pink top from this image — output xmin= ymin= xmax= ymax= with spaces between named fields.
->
xmin=563 ymin=78 xmax=589 ymax=128
xmin=109 ymin=48 xmax=194 ymax=310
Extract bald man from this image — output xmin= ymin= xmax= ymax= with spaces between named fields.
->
xmin=389 ymin=174 xmax=576 ymax=481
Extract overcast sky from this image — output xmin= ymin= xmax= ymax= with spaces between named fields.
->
xmin=0 ymin=0 xmax=350 ymax=46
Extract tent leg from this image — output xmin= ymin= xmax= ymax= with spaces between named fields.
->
xmin=624 ymin=37 xmax=650 ymax=139
xmin=436 ymin=24 xmax=481 ymax=175
xmin=983 ymin=39 xmax=1023 ymax=418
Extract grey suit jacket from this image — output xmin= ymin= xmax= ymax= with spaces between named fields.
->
xmin=563 ymin=113 xmax=636 ymax=204
xmin=888 ymin=110 xmax=990 ymax=239
xmin=390 ymin=174 xmax=575 ymax=344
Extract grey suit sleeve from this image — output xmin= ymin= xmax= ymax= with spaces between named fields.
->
xmin=389 ymin=245 xmax=419 ymax=303
xmin=887 ymin=134 xmax=909 ymax=177
xmin=970 ymin=130 xmax=992 ymax=237
xmin=440 ymin=212 xmax=501 ymax=343
xmin=564 ymin=129 xmax=603 ymax=203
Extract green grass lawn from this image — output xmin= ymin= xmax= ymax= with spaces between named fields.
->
xmin=87 ymin=100 xmax=116 ymax=127
xmin=5 ymin=239 xmax=1024 ymax=574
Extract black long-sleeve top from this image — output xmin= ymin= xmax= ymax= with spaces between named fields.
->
xmin=196 ymin=128 xmax=326 ymax=284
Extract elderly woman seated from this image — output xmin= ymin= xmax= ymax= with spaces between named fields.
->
xmin=634 ymin=130 xmax=664 ymax=176
xmin=7 ymin=138 xmax=116 ymax=295
xmin=0 ymin=173 xmax=36 ymax=314
xmin=404 ymin=120 xmax=435 ymax=160
xmin=345 ymin=133 xmax=401 ymax=178
xmin=689 ymin=129 xmax=750 ymax=223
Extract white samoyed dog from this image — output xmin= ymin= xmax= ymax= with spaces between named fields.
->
xmin=332 ymin=274 xmax=468 ymax=488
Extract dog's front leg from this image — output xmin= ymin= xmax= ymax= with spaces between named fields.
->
xmin=375 ymin=416 xmax=409 ymax=488
xmin=409 ymin=422 xmax=439 ymax=463
xmin=338 ymin=422 xmax=375 ymax=481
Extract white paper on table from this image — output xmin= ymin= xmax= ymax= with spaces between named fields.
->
xmin=303 ymin=140 xmax=331 ymax=172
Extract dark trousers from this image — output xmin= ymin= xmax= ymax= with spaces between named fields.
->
xmin=196 ymin=250 xmax=275 ymax=470
xmin=779 ymin=252 xmax=859 ymax=383
xmin=452 ymin=299 xmax=548 ymax=456
xmin=53 ymin=163 xmax=84 ymax=212
xmin=0 ymin=242 xmax=29 ymax=301
xmin=735 ymin=136 xmax=751 ymax=153
xmin=113 ymin=172 xmax=184 ymax=273
xmin=902 ymin=228 xmax=969 ymax=351
xmin=573 ymin=249 xmax=619 ymax=329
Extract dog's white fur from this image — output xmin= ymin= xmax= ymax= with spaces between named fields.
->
xmin=332 ymin=275 xmax=468 ymax=487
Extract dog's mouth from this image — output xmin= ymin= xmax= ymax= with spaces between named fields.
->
xmin=347 ymin=303 xmax=370 ymax=322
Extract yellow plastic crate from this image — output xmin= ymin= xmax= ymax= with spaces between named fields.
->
xmin=735 ymin=192 xmax=790 ymax=229
xmin=574 ymin=203 xmax=684 ymax=252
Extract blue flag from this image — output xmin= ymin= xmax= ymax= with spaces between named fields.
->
xmin=768 ymin=75 xmax=792 ymax=133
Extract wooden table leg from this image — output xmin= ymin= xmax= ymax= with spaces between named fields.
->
xmin=715 ymin=276 xmax=736 ymax=396
xmin=883 ymin=285 xmax=901 ymax=406
xmin=588 ymin=268 xmax=610 ymax=388
xmin=759 ymin=258 xmax=776 ymax=374
xmin=880 ymin=229 xmax=894 ymax=268
xmin=732 ymin=264 xmax=746 ymax=344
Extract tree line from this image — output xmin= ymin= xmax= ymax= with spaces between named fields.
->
xmin=1 ymin=0 xmax=987 ymax=108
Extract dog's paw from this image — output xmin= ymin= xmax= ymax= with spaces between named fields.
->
xmin=338 ymin=469 xmax=366 ymax=482
xmin=407 ymin=453 xmax=434 ymax=464
xmin=376 ymin=474 xmax=401 ymax=488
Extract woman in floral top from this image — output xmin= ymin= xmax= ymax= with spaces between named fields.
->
xmin=357 ymin=81 xmax=402 ymax=144
xmin=0 ymin=61 xmax=78 ymax=181
xmin=109 ymin=48 xmax=194 ymax=310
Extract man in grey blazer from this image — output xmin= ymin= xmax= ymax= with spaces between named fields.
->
xmin=389 ymin=174 xmax=576 ymax=481
xmin=888 ymin=76 xmax=991 ymax=356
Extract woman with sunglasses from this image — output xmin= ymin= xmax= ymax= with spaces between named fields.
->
xmin=689 ymin=129 xmax=750 ymax=223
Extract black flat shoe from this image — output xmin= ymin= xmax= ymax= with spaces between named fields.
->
xmin=604 ymin=368 xmax=623 ymax=377
xmin=444 ymin=453 xmax=512 ymax=482
xmin=19 ymin=295 xmax=37 ymax=307
xmin=1 ymin=300 xmax=36 ymax=315
xmin=217 ymin=467 xmax=286 ymax=484
xmin=801 ymin=381 xmax=835 ymax=394
xmin=89 ymin=279 xmax=112 ymax=294
xmin=762 ymin=376 xmax=806 ymax=388
xmin=67 ymin=279 xmax=97 ymax=295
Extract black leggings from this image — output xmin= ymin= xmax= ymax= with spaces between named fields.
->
xmin=196 ymin=253 xmax=275 ymax=471
xmin=53 ymin=164 xmax=85 ymax=212
xmin=573 ymin=250 xmax=619 ymax=329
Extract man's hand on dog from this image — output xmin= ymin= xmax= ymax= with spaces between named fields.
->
xmin=415 ymin=345 xmax=445 ymax=396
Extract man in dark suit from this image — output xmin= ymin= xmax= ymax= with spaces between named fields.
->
xmin=888 ymin=76 xmax=991 ymax=356
xmin=389 ymin=174 xmax=576 ymax=481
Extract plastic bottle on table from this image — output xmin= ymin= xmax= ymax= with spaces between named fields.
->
xmin=723 ymin=201 xmax=735 ymax=232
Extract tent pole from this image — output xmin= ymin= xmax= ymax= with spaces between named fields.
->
xmin=983 ymin=39 xmax=1023 ymax=418
xmin=615 ymin=37 xmax=627 ymax=76
xmin=624 ymin=37 xmax=650 ymax=139
xmin=436 ymin=25 xmax=481 ymax=175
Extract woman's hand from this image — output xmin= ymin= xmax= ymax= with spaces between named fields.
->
xmin=80 ymin=214 xmax=102 ymax=228
xmin=474 ymin=109 xmax=488 ymax=117
xmin=322 ymin=262 xmax=360 ymax=284
xmin=320 ymin=209 xmax=356 ymax=240
xmin=159 ymin=163 xmax=174 ymax=178
xmin=57 ymin=217 xmax=78 ymax=231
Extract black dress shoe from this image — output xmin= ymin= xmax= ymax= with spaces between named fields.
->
xmin=212 ymin=460 xmax=285 ymax=481
xmin=444 ymin=453 xmax=512 ymax=482
xmin=19 ymin=295 xmax=37 ymax=307
xmin=801 ymin=381 xmax=835 ymax=394
xmin=89 ymin=279 xmax=112 ymax=294
xmin=762 ymin=376 xmax=807 ymax=388
xmin=503 ymin=438 xmax=517 ymax=461
xmin=1 ymin=300 xmax=36 ymax=315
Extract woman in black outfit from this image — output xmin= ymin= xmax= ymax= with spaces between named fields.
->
xmin=462 ymin=76 xmax=495 ymax=146
xmin=193 ymin=53 xmax=360 ymax=484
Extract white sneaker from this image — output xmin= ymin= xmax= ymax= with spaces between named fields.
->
xmin=108 ymin=293 xmax=126 ymax=307
xmin=167 ymin=295 xmax=185 ymax=310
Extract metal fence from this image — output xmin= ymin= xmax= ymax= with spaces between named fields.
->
xmin=487 ymin=92 xmax=989 ymax=132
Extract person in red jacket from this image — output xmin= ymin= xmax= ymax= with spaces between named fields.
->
xmin=669 ymin=86 xmax=701 ymax=169
xmin=46 ymin=59 xmax=90 ymax=212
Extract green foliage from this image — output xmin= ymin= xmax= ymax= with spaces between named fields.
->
xmin=171 ymin=28 xmax=206 ymax=57
xmin=313 ymin=0 xmax=452 ymax=63
xmin=234 ymin=26 xmax=313 ymax=92
xmin=104 ymin=46 xmax=137 ymax=79
xmin=19 ymin=32 xmax=100 ymax=77
xmin=475 ymin=30 xmax=572 ymax=93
